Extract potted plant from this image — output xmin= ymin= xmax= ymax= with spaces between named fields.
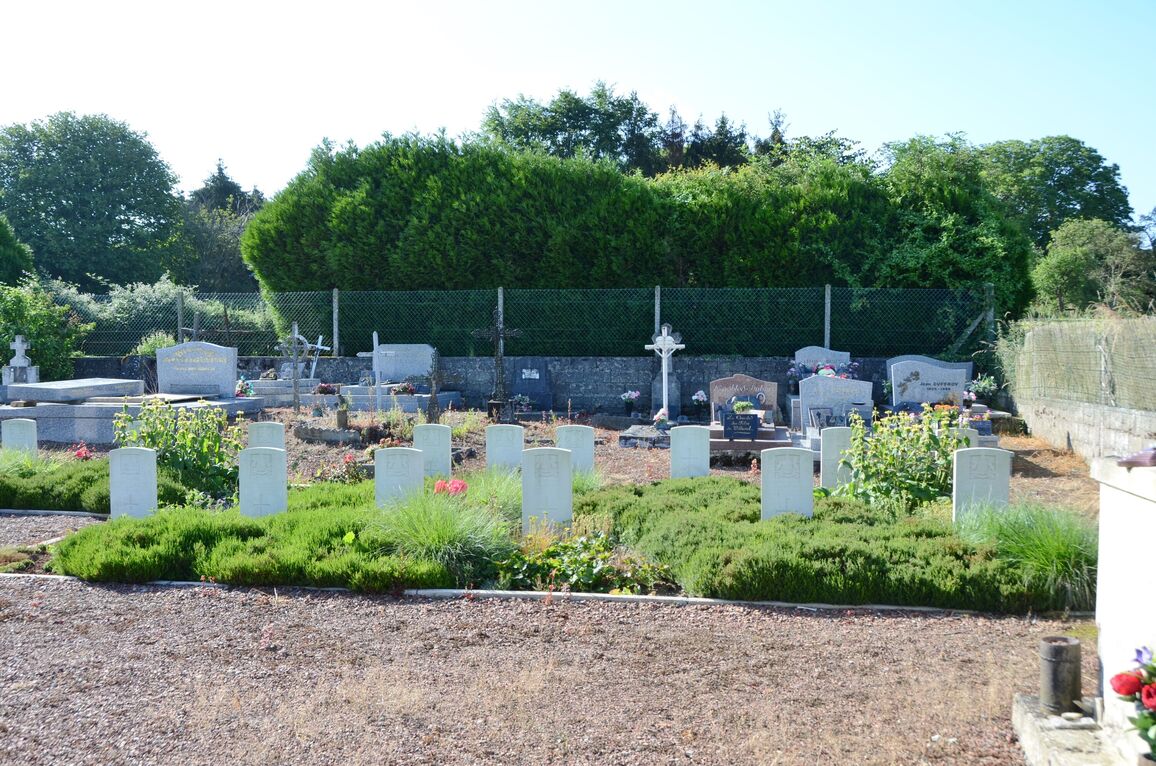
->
xmin=968 ymin=373 xmax=999 ymax=406
xmin=1109 ymin=646 xmax=1156 ymax=762
xmin=652 ymin=407 xmax=670 ymax=431
xmin=732 ymin=400 xmax=755 ymax=414
xmin=691 ymin=389 xmax=708 ymax=419
xmin=511 ymin=393 xmax=532 ymax=413
xmin=785 ymin=362 xmax=810 ymax=395
xmin=621 ymin=389 xmax=641 ymax=416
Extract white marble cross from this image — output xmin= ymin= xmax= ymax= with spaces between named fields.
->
xmin=9 ymin=335 xmax=30 ymax=367
xmin=644 ymin=323 xmax=684 ymax=416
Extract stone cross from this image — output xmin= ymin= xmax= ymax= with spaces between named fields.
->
xmin=9 ymin=335 xmax=30 ymax=367
xmin=472 ymin=307 xmax=521 ymax=403
xmin=645 ymin=323 xmax=684 ymax=417
xmin=425 ymin=348 xmax=442 ymax=424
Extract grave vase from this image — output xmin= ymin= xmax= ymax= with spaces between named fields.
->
xmin=336 ymin=409 xmax=349 ymax=430
xmin=624 ymin=400 xmax=634 ymax=416
xmin=789 ymin=380 xmax=799 ymax=395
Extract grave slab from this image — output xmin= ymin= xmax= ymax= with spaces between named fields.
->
xmin=375 ymin=447 xmax=424 ymax=505
xmin=760 ymin=447 xmax=814 ymax=519
xmin=798 ymin=376 xmax=873 ymax=429
xmin=522 ymin=447 xmax=572 ymax=532
xmin=0 ymin=398 xmax=262 ymax=444
xmin=110 ymin=447 xmax=158 ymax=518
xmin=7 ymin=378 xmax=144 ymax=402
xmin=510 ymin=357 xmax=553 ymax=411
xmin=2 ymin=418 xmax=37 ymax=453
xmin=890 ymin=360 xmax=968 ymax=407
xmin=248 ymin=422 xmax=286 ymax=450
xmin=794 ymin=346 xmax=851 ymax=369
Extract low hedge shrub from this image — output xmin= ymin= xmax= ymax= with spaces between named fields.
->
xmin=0 ymin=456 xmax=188 ymax=514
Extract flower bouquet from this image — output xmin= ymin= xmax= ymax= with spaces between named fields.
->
xmin=621 ymin=389 xmax=641 ymax=415
xmin=1110 ymin=646 xmax=1156 ymax=760
xmin=691 ymin=389 xmax=708 ymax=418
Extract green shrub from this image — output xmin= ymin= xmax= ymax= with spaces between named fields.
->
xmin=497 ymin=532 xmax=674 ymax=594
xmin=837 ymin=409 xmax=965 ymax=513
xmin=957 ymin=503 xmax=1098 ymax=611
xmin=114 ymin=399 xmax=244 ymax=497
xmin=0 ymin=456 xmax=187 ymax=513
xmin=0 ymin=277 xmax=93 ymax=380
xmin=131 ymin=330 xmax=176 ymax=357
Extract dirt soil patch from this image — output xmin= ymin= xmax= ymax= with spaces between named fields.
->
xmin=0 ymin=576 xmax=1098 ymax=766
xmin=1002 ymin=435 xmax=1099 ymax=516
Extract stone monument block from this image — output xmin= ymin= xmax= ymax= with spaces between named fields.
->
xmin=157 ymin=341 xmax=238 ymax=398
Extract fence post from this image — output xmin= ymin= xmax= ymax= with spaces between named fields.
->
xmin=983 ymin=282 xmax=996 ymax=343
xmin=176 ymin=293 xmax=184 ymax=342
xmin=331 ymin=288 xmax=340 ymax=357
xmin=497 ymin=286 xmax=505 ymax=357
xmin=823 ymin=284 xmax=832 ymax=348
xmin=654 ymin=285 xmax=661 ymax=336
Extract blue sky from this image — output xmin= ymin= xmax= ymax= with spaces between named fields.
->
xmin=4 ymin=0 xmax=1153 ymax=220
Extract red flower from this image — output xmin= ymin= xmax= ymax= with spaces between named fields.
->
xmin=1112 ymin=671 xmax=1146 ymax=697
xmin=342 ymin=453 xmax=355 ymax=464
xmin=433 ymin=480 xmax=448 ymax=494
xmin=447 ymin=479 xmax=468 ymax=495
xmin=1142 ymin=684 xmax=1156 ymax=711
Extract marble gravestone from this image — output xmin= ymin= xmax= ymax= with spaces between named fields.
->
xmin=485 ymin=424 xmax=524 ymax=471
xmin=247 ymin=422 xmax=285 ymax=450
xmin=521 ymin=447 xmax=572 ymax=533
xmin=157 ymin=341 xmax=238 ymax=398
xmin=413 ymin=423 xmax=452 ymax=478
xmin=1 ymin=418 xmax=37 ymax=453
xmin=890 ymin=360 xmax=968 ymax=407
xmin=650 ymin=372 xmax=681 ymax=420
xmin=554 ymin=425 xmax=595 ymax=473
xmin=670 ymin=425 xmax=710 ymax=479
xmin=708 ymin=374 xmax=777 ymax=423
xmin=819 ymin=427 xmax=853 ymax=490
xmin=2 ymin=335 xmax=39 ymax=386
xmin=510 ymin=357 xmax=553 ymax=411
xmin=238 ymin=447 xmax=288 ymax=517
xmin=109 ymin=447 xmax=158 ymax=518
xmin=794 ymin=345 xmax=851 ymax=369
xmin=760 ymin=447 xmax=814 ymax=519
xmin=951 ymin=447 xmax=1012 ymax=522
xmin=798 ymin=376 xmax=874 ymax=430
xmin=886 ymin=355 xmax=973 ymax=383
xmin=374 ymin=447 xmax=424 ymax=505
xmin=374 ymin=344 xmax=435 ymax=383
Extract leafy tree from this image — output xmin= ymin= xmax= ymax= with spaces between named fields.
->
xmin=0 ymin=277 xmax=93 ymax=380
xmin=1032 ymin=218 xmax=1153 ymax=312
xmin=979 ymin=136 xmax=1132 ymax=249
xmin=0 ymin=214 xmax=33 ymax=285
xmin=684 ymin=114 xmax=749 ymax=169
xmin=0 ymin=112 xmax=182 ymax=291
xmin=169 ymin=161 xmax=262 ymax=290
xmin=189 ymin=159 xmax=264 ymax=214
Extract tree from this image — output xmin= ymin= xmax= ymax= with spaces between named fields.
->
xmin=169 ymin=161 xmax=262 ymax=290
xmin=0 ymin=277 xmax=93 ymax=380
xmin=1033 ymin=218 xmax=1154 ymax=312
xmin=979 ymin=136 xmax=1132 ymax=249
xmin=684 ymin=114 xmax=749 ymax=169
xmin=0 ymin=112 xmax=182 ymax=291
xmin=189 ymin=159 xmax=264 ymax=214
xmin=0 ymin=214 xmax=33 ymax=285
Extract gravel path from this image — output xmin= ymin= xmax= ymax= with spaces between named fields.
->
xmin=1 ymin=576 xmax=1098 ymax=765
xmin=0 ymin=512 xmax=103 ymax=548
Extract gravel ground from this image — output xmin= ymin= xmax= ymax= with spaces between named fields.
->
xmin=1 ymin=576 xmax=1098 ymax=766
xmin=0 ymin=512 xmax=102 ymax=548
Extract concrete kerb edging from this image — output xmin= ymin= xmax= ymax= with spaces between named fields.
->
xmin=0 ymin=508 xmax=106 ymax=519
xmin=0 ymin=572 xmax=1095 ymax=618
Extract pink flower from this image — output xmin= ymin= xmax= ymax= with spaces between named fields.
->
xmin=447 ymin=479 xmax=468 ymax=495
xmin=433 ymin=479 xmax=449 ymax=494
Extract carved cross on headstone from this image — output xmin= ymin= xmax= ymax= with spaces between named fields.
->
xmin=471 ymin=307 xmax=521 ymax=402
xmin=425 ymin=349 xmax=442 ymax=424
xmin=645 ymin=323 xmax=684 ymax=417
xmin=9 ymin=335 xmax=30 ymax=367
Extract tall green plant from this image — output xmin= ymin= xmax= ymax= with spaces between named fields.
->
xmin=113 ymin=400 xmax=244 ymax=497
xmin=0 ymin=277 xmax=93 ymax=380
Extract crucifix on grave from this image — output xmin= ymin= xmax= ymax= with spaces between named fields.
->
xmin=472 ymin=307 xmax=521 ymax=421
xmin=645 ymin=323 xmax=684 ymax=418
xmin=3 ymin=334 xmax=39 ymax=386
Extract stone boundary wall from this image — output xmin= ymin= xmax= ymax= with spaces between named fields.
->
xmin=74 ymin=355 xmax=890 ymax=416
xmin=1016 ymin=397 xmax=1156 ymax=460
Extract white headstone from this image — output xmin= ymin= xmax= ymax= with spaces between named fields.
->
xmin=819 ymin=427 xmax=853 ymax=490
xmin=247 ymin=422 xmax=286 ymax=450
xmin=794 ymin=345 xmax=851 ymax=369
xmin=413 ymin=423 xmax=452 ymax=478
xmin=798 ymin=376 xmax=874 ymax=429
xmin=555 ymin=424 xmax=595 ymax=473
xmin=1 ymin=418 xmax=37 ymax=454
xmin=890 ymin=360 xmax=968 ymax=407
xmin=373 ymin=344 xmax=435 ymax=382
xmin=760 ymin=447 xmax=814 ymax=519
xmin=670 ymin=425 xmax=710 ymax=479
xmin=486 ymin=424 xmax=524 ymax=471
xmin=886 ymin=354 xmax=973 ymax=383
xmin=950 ymin=426 xmax=980 ymax=448
xmin=952 ymin=447 xmax=1013 ymax=522
xmin=8 ymin=335 xmax=31 ymax=367
xmin=156 ymin=341 xmax=239 ymax=398
xmin=109 ymin=447 xmax=158 ymax=518
xmin=521 ymin=447 xmax=572 ymax=533
xmin=238 ymin=447 xmax=288 ymax=517
xmin=374 ymin=447 xmax=425 ymax=505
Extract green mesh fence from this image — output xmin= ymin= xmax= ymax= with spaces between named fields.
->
xmin=61 ymin=285 xmax=996 ymax=359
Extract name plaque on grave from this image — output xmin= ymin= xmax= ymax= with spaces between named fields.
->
xmin=722 ymin=412 xmax=760 ymax=440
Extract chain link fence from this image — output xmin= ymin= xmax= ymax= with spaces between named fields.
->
xmin=61 ymin=285 xmax=994 ymax=359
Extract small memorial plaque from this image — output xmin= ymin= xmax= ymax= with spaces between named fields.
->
xmin=722 ymin=412 xmax=760 ymax=440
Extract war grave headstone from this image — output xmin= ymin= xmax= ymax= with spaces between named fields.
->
xmin=521 ymin=447 xmax=572 ymax=533
xmin=670 ymin=425 xmax=710 ymax=478
xmin=2 ymin=418 xmax=37 ymax=453
xmin=760 ymin=447 xmax=814 ymax=519
xmin=645 ymin=324 xmax=684 ymax=419
xmin=510 ymin=357 xmax=553 ymax=411
xmin=555 ymin=424 xmax=595 ymax=473
xmin=2 ymin=335 xmax=39 ymax=387
xmin=157 ymin=341 xmax=238 ymax=398
xmin=949 ymin=426 xmax=980 ymax=448
xmin=889 ymin=360 xmax=968 ymax=407
xmin=109 ymin=447 xmax=157 ymax=518
xmin=798 ymin=376 xmax=873 ymax=450
xmin=486 ymin=424 xmax=524 ymax=471
xmin=238 ymin=447 xmax=288 ymax=517
xmin=952 ymin=447 xmax=1012 ymax=522
xmin=819 ymin=426 xmax=853 ymax=490
xmin=374 ymin=447 xmax=424 ymax=505
xmin=248 ymin=422 xmax=286 ymax=450
xmin=413 ymin=423 xmax=452 ymax=478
